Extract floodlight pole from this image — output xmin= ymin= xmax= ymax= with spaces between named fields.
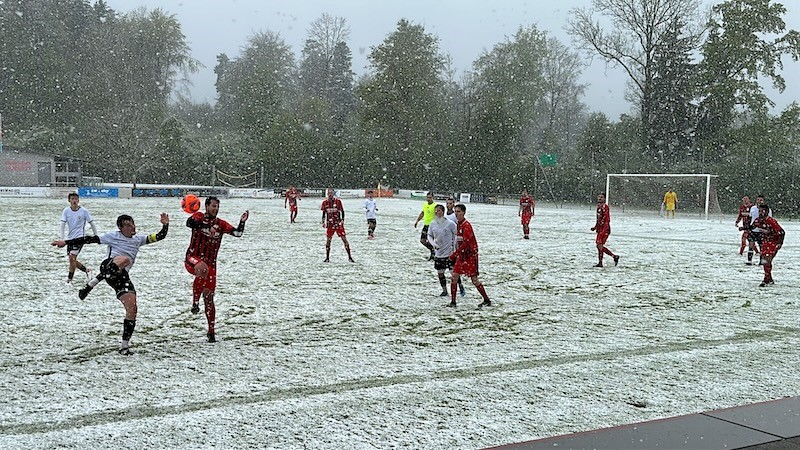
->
xmin=605 ymin=173 xmax=610 ymax=206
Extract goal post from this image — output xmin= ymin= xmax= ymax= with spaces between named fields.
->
xmin=605 ymin=173 xmax=721 ymax=219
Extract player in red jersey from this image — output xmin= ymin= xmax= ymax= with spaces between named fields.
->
xmin=734 ymin=195 xmax=753 ymax=255
xmin=185 ymin=196 xmax=249 ymax=342
xmin=747 ymin=204 xmax=784 ymax=287
xmin=448 ymin=204 xmax=491 ymax=308
xmin=518 ymin=189 xmax=535 ymax=239
xmin=284 ymin=186 xmax=300 ymax=223
xmin=321 ymin=188 xmax=354 ymax=263
xmin=591 ymin=193 xmax=619 ymax=267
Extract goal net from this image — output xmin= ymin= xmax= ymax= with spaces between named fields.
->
xmin=605 ymin=174 xmax=722 ymax=219
xmin=214 ymin=168 xmax=259 ymax=188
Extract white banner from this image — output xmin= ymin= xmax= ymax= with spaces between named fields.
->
xmin=0 ymin=187 xmax=50 ymax=197
xmin=459 ymin=193 xmax=471 ymax=203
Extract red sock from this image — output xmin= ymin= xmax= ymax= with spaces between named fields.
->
xmin=205 ymin=301 xmax=216 ymax=334
xmin=192 ymin=277 xmax=203 ymax=303
xmin=764 ymin=264 xmax=772 ymax=281
xmin=476 ymin=283 xmax=489 ymax=302
xmin=603 ymin=247 xmax=614 ymax=256
xmin=597 ymin=249 xmax=604 ymax=264
xmin=450 ymin=281 xmax=457 ymax=303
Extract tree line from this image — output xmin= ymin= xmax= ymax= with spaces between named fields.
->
xmin=1 ymin=0 xmax=799 ymax=213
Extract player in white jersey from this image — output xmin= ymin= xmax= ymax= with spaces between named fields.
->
xmin=364 ymin=190 xmax=378 ymax=239
xmin=427 ymin=204 xmax=465 ymax=296
xmin=60 ymin=192 xmax=97 ymax=283
xmin=746 ymin=195 xmax=772 ymax=265
xmin=445 ymin=196 xmax=457 ymax=223
xmin=51 ymin=213 xmax=169 ymax=355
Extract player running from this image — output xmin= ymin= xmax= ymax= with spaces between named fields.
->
xmin=734 ymin=195 xmax=753 ymax=255
xmin=748 ymin=204 xmax=784 ymax=287
xmin=364 ymin=190 xmax=378 ymax=239
xmin=592 ymin=193 xmax=619 ymax=267
xmin=60 ymin=192 xmax=97 ymax=284
xmin=322 ymin=188 xmax=354 ymax=262
xmin=284 ymin=186 xmax=300 ymax=223
xmin=414 ymin=192 xmax=438 ymax=260
xmin=51 ymin=212 xmax=170 ymax=355
xmin=448 ymin=204 xmax=491 ymax=308
xmin=519 ymin=189 xmax=535 ymax=239
xmin=185 ymin=197 xmax=249 ymax=343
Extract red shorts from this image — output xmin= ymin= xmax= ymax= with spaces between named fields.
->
xmin=453 ymin=255 xmax=479 ymax=277
xmin=326 ymin=225 xmax=346 ymax=238
xmin=289 ymin=204 xmax=298 ymax=212
xmin=521 ymin=213 xmax=532 ymax=225
xmin=596 ymin=231 xmax=610 ymax=245
xmin=185 ymin=257 xmax=217 ymax=291
xmin=760 ymin=241 xmax=778 ymax=258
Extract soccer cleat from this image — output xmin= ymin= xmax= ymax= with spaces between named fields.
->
xmin=768 ymin=279 xmax=775 ymax=285
xmin=594 ymin=263 xmax=603 ymax=268
xmin=759 ymin=282 xmax=767 ymax=288
xmin=207 ymin=332 xmax=216 ymax=343
xmin=78 ymin=285 xmax=92 ymax=300
xmin=745 ymin=262 xmax=754 ymax=266
xmin=118 ymin=347 xmax=133 ymax=356
xmin=323 ymin=258 xmax=330 ymax=263
xmin=478 ymin=300 xmax=492 ymax=308
xmin=613 ymin=255 xmax=620 ymax=266
xmin=439 ymin=291 xmax=449 ymax=297
xmin=446 ymin=301 xmax=457 ymax=307
xmin=191 ymin=303 xmax=200 ymax=314
xmin=66 ymin=278 xmax=73 ymax=285
xmin=349 ymin=257 xmax=355 ymax=263
xmin=523 ymin=235 xmax=529 ymax=239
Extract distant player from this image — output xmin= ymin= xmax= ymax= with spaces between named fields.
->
xmin=413 ymin=192 xmax=437 ymax=260
xmin=449 ymin=204 xmax=491 ymax=308
xmin=322 ymin=188 xmax=354 ymax=262
xmin=734 ymin=195 xmax=753 ymax=255
xmin=746 ymin=194 xmax=772 ymax=265
xmin=663 ymin=189 xmax=677 ymax=219
xmin=284 ymin=186 xmax=300 ymax=223
xmin=427 ymin=204 xmax=465 ymax=297
xmin=51 ymin=212 xmax=170 ymax=355
xmin=749 ymin=204 xmax=784 ymax=287
xmin=592 ymin=193 xmax=619 ymax=267
xmin=364 ymin=190 xmax=378 ymax=239
xmin=445 ymin=196 xmax=457 ymax=223
xmin=60 ymin=192 xmax=97 ymax=283
xmin=519 ymin=189 xmax=535 ymax=239
xmin=185 ymin=197 xmax=249 ymax=343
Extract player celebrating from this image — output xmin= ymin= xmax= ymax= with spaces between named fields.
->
xmin=51 ymin=213 xmax=170 ymax=355
xmin=414 ymin=192 xmax=437 ymax=260
xmin=448 ymin=204 xmax=491 ymax=308
xmin=519 ymin=189 xmax=535 ymax=239
xmin=592 ymin=193 xmax=619 ymax=267
xmin=749 ymin=204 xmax=784 ymax=287
xmin=663 ymin=189 xmax=677 ymax=219
xmin=284 ymin=186 xmax=300 ymax=223
xmin=60 ymin=192 xmax=97 ymax=284
xmin=734 ymin=195 xmax=753 ymax=255
xmin=322 ymin=188 xmax=354 ymax=262
xmin=364 ymin=190 xmax=378 ymax=239
xmin=185 ymin=197 xmax=249 ymax=343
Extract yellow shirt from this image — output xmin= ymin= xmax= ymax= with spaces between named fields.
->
xmin=663 ymin=191 xmax=677 ymax=209
xmin=422 ymin=202 xmax=437 ymax=226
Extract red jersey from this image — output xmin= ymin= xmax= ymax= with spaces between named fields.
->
xmin=321 ymin=197 xmax=344 ymax=228
xmin=520 ymin=196 xmax=535 ymax=215
xmin=285 ymin=189 xmax=299 ymax=206
xmin=185 ymin=212 xmax=238 ymax=265
xmin=455 ymin=219 xmax=478 ymax=259
xmin=595 ymin=203 xmax=610 ymax=233
xmin=751 ymin=216 xmax=784 ymax=245
xmin=735 ymin=203 xmax=752 ymax=226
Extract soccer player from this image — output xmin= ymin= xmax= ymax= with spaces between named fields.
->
xmin=445 ymin=196 xmax=457 ymax=223
xmin=322 ymin=188 xmax=354 ymax=262
xmin=284 ymin=186 xmax=300 ymax=223
xmin=591 ymin=193 xmax=619 ymax=267
xmin=413 ymin=192 xmax=437 ymax=260
xmin=427 ymin=204 xmax=465 ymax=297
xmin=448 ymin=204 xmax=491 ymax=308
xmin=519 ymin=189 xmax=535 ymax=239
xmin=185 ymin=197 xmax=249 ymax=343
xmin=734 ymin=195 xmax=753 ymax=255
xmin=60 ymin=192 xmax=97 ymax=284
xmin=663 ymin=189 xmax=677 ymax=219
xmin=364 ymin=190 xmax=378 ymax=239
xmin=746 ymin=194 xmax=772 ymax=265
xmin=51 ymin=212 xmax=170 ymax=355
xmin=749 ymin=204 xmax=784 ymax=287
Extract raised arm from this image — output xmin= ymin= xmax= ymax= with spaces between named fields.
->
xmin=146 ymin=213 xmax=170 ymax=244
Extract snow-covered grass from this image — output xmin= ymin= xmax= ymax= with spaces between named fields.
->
xmin=1 ymin=197 xmax=798 ymax=449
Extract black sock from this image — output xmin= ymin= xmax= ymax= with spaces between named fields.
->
xmin=122 ymin=319 xmax=136 ymax=342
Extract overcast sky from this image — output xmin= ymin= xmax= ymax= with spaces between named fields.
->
xmin=105 ymin=0 xmax=800 ymax=119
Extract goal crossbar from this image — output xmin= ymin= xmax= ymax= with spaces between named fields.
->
xmin=605 ymin=173 xmax=718 ymax=219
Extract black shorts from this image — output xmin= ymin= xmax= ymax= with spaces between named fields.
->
xmin=66 ymin=242 xmax=84 ymax=255
xmin=367 ymin=219 xmax=377 ymax=225
xmin=420 ymin=225 xmax=430 ymax=240
xmin=433 ymin=256 xmax=454 ymax=271
xmin=101 ymin=258 xmax=136 ymax=299
xmin=748 ymin=231 xmax=762 ymax=244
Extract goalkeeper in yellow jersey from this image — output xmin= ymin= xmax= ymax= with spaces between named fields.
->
xmin=663 ymin=189 xmax=677 ymax=219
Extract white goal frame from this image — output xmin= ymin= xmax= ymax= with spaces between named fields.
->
xmin=605 ymin=173 xmax=718 ymax=220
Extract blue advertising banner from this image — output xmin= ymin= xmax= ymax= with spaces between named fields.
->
xmin=78 ymin=187 xmax=119 ymax=198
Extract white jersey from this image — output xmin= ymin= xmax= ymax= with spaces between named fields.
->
xmin=749 ymin=205 xmax=772 ymax=230
xmin=98 ymin=231 xmax=149 ymax=271
xmin=426 ymin=217 xmax=457 ymax=258
xmin=61 ymin=206 xmax=94 ymax=240
xmin=445 ymin=210 xmax=457 ymax=223
xmin=364 ymin=198 xmax=378 ymax=220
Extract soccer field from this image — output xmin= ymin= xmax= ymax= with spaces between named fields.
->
xmin=1 ymin=196 xmax=798 ymax=449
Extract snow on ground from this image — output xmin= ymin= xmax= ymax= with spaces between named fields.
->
xmin=1 ymin=196 xmax=798 ymax=449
